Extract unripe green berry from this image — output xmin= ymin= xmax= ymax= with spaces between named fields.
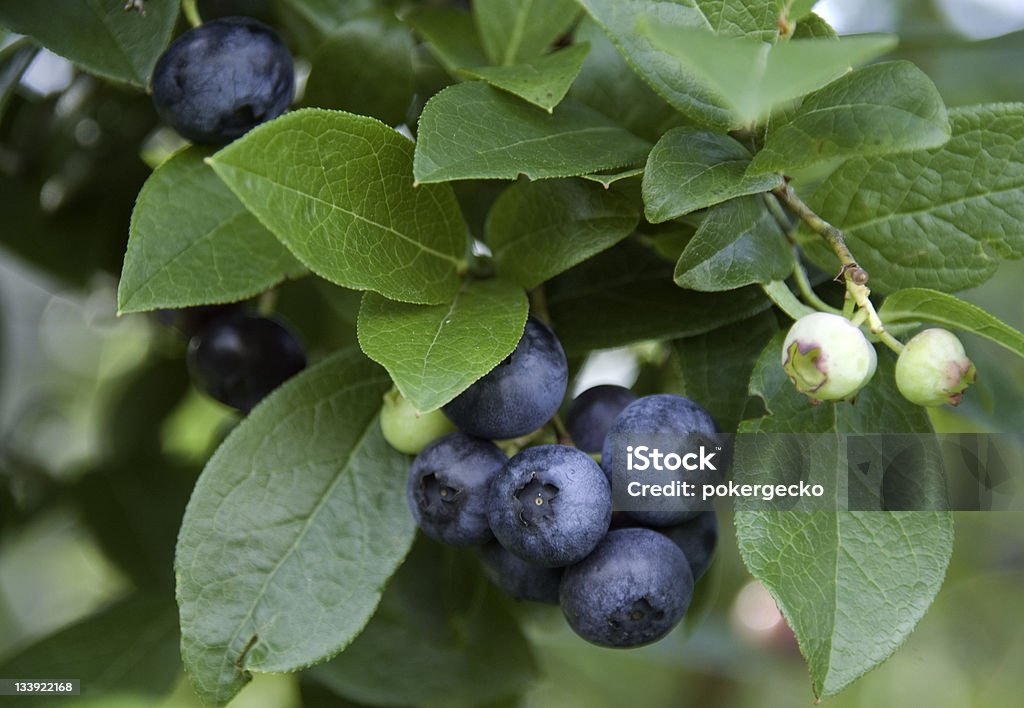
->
xmin=380 ymin=388 xmax=456 ymax=454
xmin=895 ymin=328 xmax=976 ymax=407
xmin=781 ymin=312 xmax=877 ymax=402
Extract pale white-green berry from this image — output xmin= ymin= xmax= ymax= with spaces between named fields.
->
xmin=781 ymin=312 xmax=877 ymax=402
xmin=380 ymin=388 xmax=456 ymax=454
xmin=895 ymin=328 xmax=976 ymax=407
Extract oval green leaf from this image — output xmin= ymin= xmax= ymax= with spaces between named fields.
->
xmin=175 ymin=349 xmax=416 ymax=706
xmin=673 ymin=196 xmax=792 ymax=291
xmin=879 ymin=288 xmax=1024 ymax=359
xmin=209 ymin=109 xmax=468 ymax=305
xmin=488 ymin=178 xmax=639 ymax=289
xmin=459 ymin=42 xmax=590 ymax=113
xmin=357 ymin=279 xmax=529 ymax=413
xmin=413 ymin=82 xmax=651 ymax=183
xmin=749 ymin=61 xmax=951 ymax=175
xmin=800 ymin=104 xmax=1024 ymax=293
xmin=118 ymin=147 xmax=304 ymax=314
xmin=737 ymin=334 xmax=953 ymax=697
xmin=0 ymin=0 xmax=178 ymax=87
xmin=643 ymin=128 xmax=783 ymax=223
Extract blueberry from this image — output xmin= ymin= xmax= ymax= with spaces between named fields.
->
xmin=443 ymin=316 xmax=568 ymax=440
xmin=565 ymin=384 xmax=637 ymax=453
xmin=609 ymin=510 xmax=719 ymax=582
xmin=407 ymin=433 xmax=507 ymax=546
xmin=560 ymin=528 xmax=693 ymax=648
xmin=662 ymin=511 xmax=718 ymax=582
xmin=601 ymin=394 xmax=720 ymax=527
xmin=187 ymin=313 xmax=306 ymax=412
xmin=487 ymin=444 xmax=611 ymax=567
xmin=151 ymin=17 xmax=294 ymax=144
xmin=480 ymin=541 xmax=563 ymax=604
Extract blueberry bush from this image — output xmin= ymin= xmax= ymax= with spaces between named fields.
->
xmin=2 ymin=0 xmax=1024 ymax=706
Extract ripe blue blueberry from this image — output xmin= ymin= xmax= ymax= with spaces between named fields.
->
xmin=565 ymin=384 xmax=638 ymax=453
xmin=662 ymin=510 xmax=718 ymax=582
xmin=151 ymin=17 xmax=294 ymax=144
xmin=487 ymin=444 xmax=611 ymax=567
xmin=443 ymin=316 xmax=568 ymax=440
xmin=187 ymin=313 xmax=306 ymax=412
xmin=407 ymin=433 xmax=507 ymax=546
xmin=560 ymin=528 xmax=693 ymax=648
xmin=601 ymin=394 xmax=720 ymax=526
xmin=480 ymin=541 xmax=563 ymax=604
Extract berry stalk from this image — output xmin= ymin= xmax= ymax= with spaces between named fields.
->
xmin=772 ymin=183 xmax=905 ymax=354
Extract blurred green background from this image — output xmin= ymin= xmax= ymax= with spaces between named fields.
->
xmin=2 ymin=0 xmax=1024 ymax=706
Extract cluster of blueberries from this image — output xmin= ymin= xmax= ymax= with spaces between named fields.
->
xmin=408 ymin=317 xmax=720 ymax=648
xmin=149 ymin=14 xmax=721 ymax=649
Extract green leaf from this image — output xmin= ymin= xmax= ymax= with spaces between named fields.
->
xmin=569 ymin=15 xmax=683 ymax=143
xmin=0 ymin=0 xmax=178 ymax=87
xmin=209 ymin=109 xmax=467 ymax=305
xmin=735 ymin=510 xmax=953 ymax=697
xmin=357 ymin=280 xmax=529 ymax=413
xmin=473 ymin=0 xmax=580 ymax=65
xmin=303 ymin=11 xmax=416 ymax=126
xmin=488 ymin=178 xmax=639 ymax=288
xmin=749 ymin=62 xmax=951 ymax=175
xmin=547 ymin=239 xmax=772 ymax=354
xmin=641 ymin=20 xmax=897 ymax=126
xmin=459 ymin=42 xmax=590 ymax=113
xmin=413 ymin=82 xmax=651 ymax=183
xmin=736 ymin=334 xmax=952 ymax=696
xmin=309 ymin=539 xmax=538 ymax=706
xmin=576 ymin=0 xmax=731 ymax=129
xmin=673 ymin=196 xmax=792 ymax=291
xmin=879 ymin=288 xmax=1024 ymax=359
xmin=800 ymin=104 xmax=1024 ymax=293
xmin=0 ymin=594 xmax=180 ymax=697
xmin=118 ymin=148 xmax=303 ymax=314
xmin=642 ymin=128 xmax=783 ymax=222
xmin=671 ymin=311 xmax=779 ymax=432
xmin=404 ymin=6 xmax=488 ymax=75
xmin=175 ymin=349 xmax=416 ymax=707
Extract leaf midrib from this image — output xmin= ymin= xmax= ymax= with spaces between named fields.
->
xmin=420 ymin=124 xmax=639 ymax=180
xmin=212 ymin=160 xmax=463 ymax=266
xmin=844 ymin=183 xmax=1024 ymax=235
xmin=214 ymin=376 xmax=386 ymax=681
